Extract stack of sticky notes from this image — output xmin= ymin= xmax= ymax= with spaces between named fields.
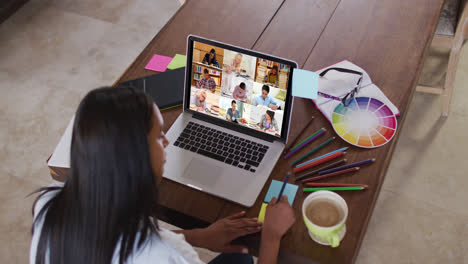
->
xmin=258 ymin=180 xmax=299 ymax=223
xmin=291 ymin=68 xmax=319 ymax=100
xmin=167 ymin=54 xmax=186 ymax=70
xmin=145 ymin=54 xmax=187 ymax=72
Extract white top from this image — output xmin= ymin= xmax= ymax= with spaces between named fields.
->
xmin=30 ymin=186 xmax=204 ymax=264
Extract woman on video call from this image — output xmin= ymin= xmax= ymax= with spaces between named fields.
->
xmin=258 ymin=110 xmax=279 ymax=133
xmin=202 ymin=48 xmax=220 ymax=68
xmin=30 ymin=86 xmax=295 ymax=264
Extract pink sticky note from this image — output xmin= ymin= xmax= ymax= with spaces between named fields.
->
xmin=144 ymin=54 xmax=173 ymax=72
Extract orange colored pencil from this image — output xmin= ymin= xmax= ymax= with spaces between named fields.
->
xmin=304 ymin=183 xmax=368 ymax=188
xmin=293 ymin=151 xmax=345 ymax=173
xmin=302 ymin=167 xmax=360 ymax=183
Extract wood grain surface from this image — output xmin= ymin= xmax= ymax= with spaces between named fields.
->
xmin=49 ymin=0 xmax=445 ymax=263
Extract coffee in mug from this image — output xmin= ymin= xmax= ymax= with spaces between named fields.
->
xmin=306 ymin=200 xmax=343 ymax=227
xmin=302 ymin=191 xmax=348 ymax=247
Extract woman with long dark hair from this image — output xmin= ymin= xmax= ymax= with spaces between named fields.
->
xmin=30 ymin=86 xmax=295 ymax=264
xmin=202 ymin=48 xmax=220 ymax=68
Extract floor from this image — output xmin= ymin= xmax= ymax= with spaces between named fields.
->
xmin=0 ymin=1 xmax=467 ymax=263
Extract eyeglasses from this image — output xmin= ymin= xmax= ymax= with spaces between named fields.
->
xmin=318 ymin=67 xmax=364 ymax=107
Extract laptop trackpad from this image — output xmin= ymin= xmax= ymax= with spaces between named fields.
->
xmin=182 ymin=158 xmax=220 ymax=188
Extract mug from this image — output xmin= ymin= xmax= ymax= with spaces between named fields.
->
xmin=302 ymin=191 xmax=348 ymax=247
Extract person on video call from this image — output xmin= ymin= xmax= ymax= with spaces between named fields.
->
xmin=258 ymin=110 xmax=279 ymax=133
xmin=195 ymin=90 xmax=206 ymax=111
xmin=232 ymin=82 xmax=247 ymax=101
xmin=264 ymin=65 xmax=279 ymax=86
xmin=30 ymin=86 xmax=295 ymax=264
xmin=202 ymin=48 xmax=220 ymax=68
xmin=253 ymin=85 xmax=280 ymax=110
xmin=196 ymin=69 xmax=217 ymax=93
xmin=226 ymin=100 xmax=241 ymax=123
xmin=226 ymin=53 xmax=243 ymax=74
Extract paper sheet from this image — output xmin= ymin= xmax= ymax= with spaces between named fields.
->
xmin=144 ymin=54 xmax=173 ymax=72
xmin=167 ymin=54 xmax=187 ymax=70
xmin=292 ymin=68 xmax=318 ymax=99
xmin=47 ymin=116 xmax=74 ymax=168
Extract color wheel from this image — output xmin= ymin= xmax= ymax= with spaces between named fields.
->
xmin=332 ymin=97 xmax=397 ymax=148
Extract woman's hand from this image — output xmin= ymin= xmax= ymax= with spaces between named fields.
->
xmin=263 ymin=196 xmax=295 ymax=241
xmin=183 ymin=211 xmax=261 ymax=254
xmin=257 ymin=196 xmax=295 ymax=264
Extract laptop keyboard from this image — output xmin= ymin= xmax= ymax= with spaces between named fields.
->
xmin=173 ymin=122 xmax=268 ymax=173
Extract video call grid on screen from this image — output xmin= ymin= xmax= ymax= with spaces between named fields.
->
xmin=188 ymin=40 xmax=292 ymax=138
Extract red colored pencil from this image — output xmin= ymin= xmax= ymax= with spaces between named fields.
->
xmin=304 ymin=183 xmax=368 ymax=188
xmin=293 ymin=151 xmax=345 ymax=173
xmin=302 ymin=167 xmax=360 ymax=183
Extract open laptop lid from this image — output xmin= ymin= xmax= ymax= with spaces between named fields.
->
xmin=184 ymin=35 xmax=297 ymax=143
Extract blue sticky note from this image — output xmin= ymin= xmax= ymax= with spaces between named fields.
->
xmin=292 ymin=68 xmax=318 ymax=99
xmin=264 ymin=180 xmax=299 ymax=205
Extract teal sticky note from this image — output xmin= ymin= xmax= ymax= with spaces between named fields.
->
xmin=167 ymin=54 xmax=187 ymax=70
xmin=292 ymin=68 xmax=318 ymax=99
xmin=264 ymin=180 xmax=298 ymax=205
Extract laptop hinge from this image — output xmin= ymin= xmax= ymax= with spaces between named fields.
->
xmin=192 ymin=112 xmax=275 ymax=143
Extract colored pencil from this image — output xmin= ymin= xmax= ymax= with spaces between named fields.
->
xmin=295 ymin=147 xmax=348 ymax=168
xmin=318 ymin=158 xmax=376 ymax=175
xmin=303 ymin=186 xmax=366 ymax=192
xmin=302 ymin=167 xmax=360 ymax=183
xmin=304 ymin=183 xmax=368 ymax=188
xmin=290 ymin=128 xmax=325 ymax=151
xmin=276 ymin=173 xmax=290 ymax=203
xmin=294 ymin=159 xmax=347 ymax=182
xmin=284 ymin=129 xmax=326 ymax=159
xmin=284 ymin=116 xmax=315 ymax=153
xmin=293 ymin=151 xmax=345 ymax=173
xmin=291 ymin=137 xmax=335 ymax=166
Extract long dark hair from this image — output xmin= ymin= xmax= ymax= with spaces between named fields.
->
xmin=32 ymin=86 xmax=160 ymax=264
xmin=266 ymin=110 xmax=275 ymax=120
xmin=208 ymin=48 xmax=217 ymax=63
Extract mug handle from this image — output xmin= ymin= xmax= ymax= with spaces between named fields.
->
xmin=328 ymin=232 xmax=340 ymax=248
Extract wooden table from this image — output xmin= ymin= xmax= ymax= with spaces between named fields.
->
xmin=49 ymin=0 xmax=444 ymax=263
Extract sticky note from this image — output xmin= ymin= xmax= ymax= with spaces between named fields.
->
xmin=292 ymin=68 xmax=318 ymax=99
xmin=145 ymin=54 xmax=173 ymax=72
xmin=167 ymin=54 xmax=187 ymax=70
xmin=264 ymin=180 xmax=298 ymax=206
xmin=258 ymin=203 xmax=268 ymax=223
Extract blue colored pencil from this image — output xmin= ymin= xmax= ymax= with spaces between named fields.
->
xmin=276 ymin=173 xmax=290 ymax=203
xmin=295 ymin=147 xmax=348 ymax=168
xmin=318 ymin=158 xmax=376 ymax=175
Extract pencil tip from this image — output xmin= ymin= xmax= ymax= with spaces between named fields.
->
xmin=372 ymin=158 xmax=376 ymax=161
xmin=356 ymin=167 xmax=360 ymax=170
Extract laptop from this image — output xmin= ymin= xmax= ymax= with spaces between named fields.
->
xmin=164 ymin=35 xmax=297 ymax=207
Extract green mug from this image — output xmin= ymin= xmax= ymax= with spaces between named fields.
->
xmin=302 ymin=191 xmax=348 ymax=247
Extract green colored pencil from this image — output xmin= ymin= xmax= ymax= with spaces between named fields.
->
xmin=290 ymin=128 xmax=325 ymax=151
xmin=291 ymin=137 xmax=335 ymax=166
xmin=303 ymin=186 xmax=366 ymax=192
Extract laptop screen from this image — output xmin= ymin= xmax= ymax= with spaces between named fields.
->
xmin=187 ymin=39 xmax=293 ymax=139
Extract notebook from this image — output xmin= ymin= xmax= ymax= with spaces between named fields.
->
xmin=48 ymin=68 xmax=186 ymax=169
xmin=118 ymin=67 xmax=185 ymax=110
xmin=313 ymin=60 xmax=399 ymax=123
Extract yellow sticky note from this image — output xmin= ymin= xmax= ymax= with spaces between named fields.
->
xmin=258 ymin=203 xmax=268 ymax=223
